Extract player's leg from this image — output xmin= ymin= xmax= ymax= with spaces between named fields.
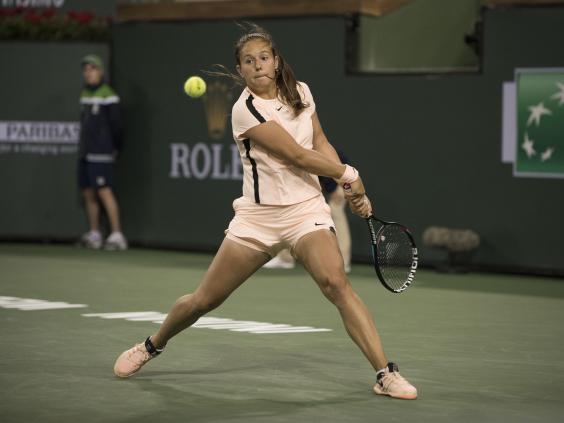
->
xmin=294 ymin=229 xmax=417 ymax=399
xmin=294 ymin=229 xmax=388 ymax=370
xmin=151 ymin=238 xmax=269 ymax=347
xmin=114 ymin=237 xmax=270 ymax=377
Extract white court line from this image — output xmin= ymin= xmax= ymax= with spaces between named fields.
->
xmin=1 ymin=295 xmax=332 ymax=334
xmin=0 ymin=296 xmax=86 ymax=310
xmin=85 ymin=312 xmax=332 ymax=334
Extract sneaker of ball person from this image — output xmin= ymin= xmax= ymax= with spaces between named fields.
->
xmin=263 ymin=254 xmax=295 ymax=269
xmin=80 ymin=230 xmax=102 ymax=250
xmin=104 ymin=231 xmax=128 ymax=251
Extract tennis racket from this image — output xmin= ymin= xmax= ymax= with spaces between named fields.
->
xmin=366 ymin=215 xmax=418 ymax=293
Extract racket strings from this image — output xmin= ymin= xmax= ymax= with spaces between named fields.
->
xmin=376 ymin=225 xmax=415 ymax=290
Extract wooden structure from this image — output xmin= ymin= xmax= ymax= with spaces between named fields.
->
xmin=117 ymin=0 xmax=411 ymax=22
xmin=486 ymin=0 xmax=564 ymax=5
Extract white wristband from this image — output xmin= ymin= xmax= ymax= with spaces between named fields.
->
xmin=338 ymin=164 xmax=359 ymax=184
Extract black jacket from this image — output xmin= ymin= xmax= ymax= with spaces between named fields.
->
xmin=79 ymin=82 xmax=123 ymax=163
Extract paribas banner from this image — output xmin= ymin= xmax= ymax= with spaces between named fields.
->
xmin=0 ymin=121 xmax=79 ymax=156
xmin=502 ymin=68 xmax=564 ymax=179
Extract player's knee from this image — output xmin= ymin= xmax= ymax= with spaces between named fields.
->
xmin=191 ymin=293 xmax=224 ymax=314
xmin=319 ymin=274 xmax=351 ymax=307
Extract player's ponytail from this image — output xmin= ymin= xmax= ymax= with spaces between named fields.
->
xmin=273 ymin=53 xmax=308 ymax=117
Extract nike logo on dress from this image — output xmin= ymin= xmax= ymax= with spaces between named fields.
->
xmin=314 ymin=223 xmax=325 ymax=226
xmin=276 ymin=106 xmax=283 ymax=111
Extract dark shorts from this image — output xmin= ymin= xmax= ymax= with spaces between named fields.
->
xmin=78 ymin=160 xmax=114 ymax=189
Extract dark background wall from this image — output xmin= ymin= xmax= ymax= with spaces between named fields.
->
xmin=1 ymin=6 xmax=563 ymax=274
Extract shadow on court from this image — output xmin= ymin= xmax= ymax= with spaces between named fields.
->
xmin=119 ymin=377 xmax=370 ymax=423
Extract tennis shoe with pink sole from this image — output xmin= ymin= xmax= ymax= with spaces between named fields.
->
xmin=373 ymin=362 xmax=417 ymax=400
xmin=114 ymin=337 xmax=162 ymax=378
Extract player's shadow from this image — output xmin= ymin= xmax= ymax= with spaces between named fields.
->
xmin=130 ymin=364 xmax=261 ymax=378
xmin=114 ymin=365 xmax=370 ymax=423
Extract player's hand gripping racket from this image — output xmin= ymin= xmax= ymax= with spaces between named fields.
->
xmin=366 ymin=215 xmax=418 ymax=293
xmin=342 ymin=180 xmax=417 ymax=293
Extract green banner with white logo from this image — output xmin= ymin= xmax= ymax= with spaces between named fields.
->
xmin=515 ymin=69 xmax=564 ymax=178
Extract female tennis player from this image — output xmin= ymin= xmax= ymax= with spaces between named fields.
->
xmin=114 ymin=25 xmax=417 ymax=400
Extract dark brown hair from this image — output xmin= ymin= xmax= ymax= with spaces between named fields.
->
xmin=208 ymin=24 xmax=308 ymax=117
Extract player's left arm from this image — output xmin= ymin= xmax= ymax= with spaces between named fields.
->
xmin=311 ymin=112 xmax=341 ymax=164
xmin=311 ymin=112 xmax=372 ymax=217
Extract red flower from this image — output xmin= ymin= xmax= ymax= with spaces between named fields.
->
xmin=24 ymin=9 xmax=41 ymax=24
xmin=0 ymin=7 xmax=24 ymax=17
xmin=67 ymin=10 xmax=94 ymax=24
xmin=41 ymin=8 xmax=57 ymax=19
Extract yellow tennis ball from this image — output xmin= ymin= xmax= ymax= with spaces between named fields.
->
xmin=184 ymin=76 xmax=206 ymax=98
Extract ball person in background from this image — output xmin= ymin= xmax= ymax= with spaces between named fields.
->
xmin=318 ymin=148 xmax=352 ymax=272
xmin=78 ymin=54 xmax=127 ymax=251
xmin=114 ymin=25 xmax=417 ymax=400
